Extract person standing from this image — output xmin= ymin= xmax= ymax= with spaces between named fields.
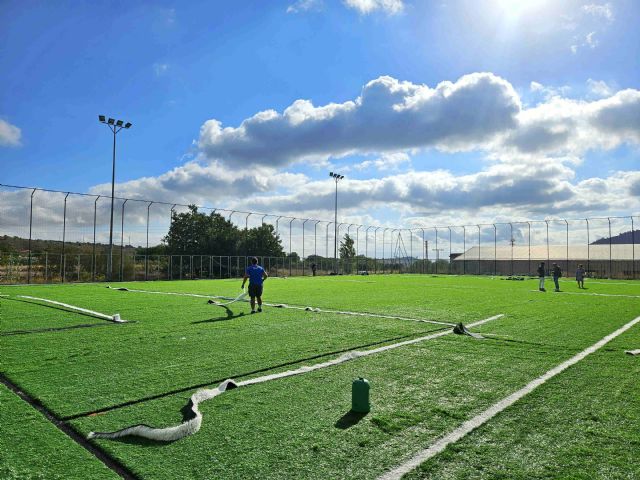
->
xmin=552 ymin=262 xmax=562 ymax=292
xmin=241 ymin=257 xmax=268 ymax=313
xmin=311 ymin=263 xmax=317 ymax=276
xmin=537 ymin=262 xmax=546 ymax=292
xmin=576 ymin=264 xmax=586 ymax=289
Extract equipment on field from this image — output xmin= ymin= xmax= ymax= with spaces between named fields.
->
xmin=207 ymin=290 xmax=248 ymax=307
xmin=453 ymin=322 xmax=484 ymax=339
xmin=352 ymin=378 xmax=370 ymax=413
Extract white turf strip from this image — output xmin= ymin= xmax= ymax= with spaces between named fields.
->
xmin=88 ymin=313 xmax=503 ymax=441
xmin=108 ymin=286 xmax=456 ymax=327
xmin=530 ymin=290 xmax=640 ymax=299
xmin=17 ymin=296 xmax=127 ymax=323
xmin=377 ymin=314 xmax=640 ymax=480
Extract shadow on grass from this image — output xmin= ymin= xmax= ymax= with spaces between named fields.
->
xmin=335 ymin=410 xmax=368 ymax=429
xmin=192 ymin=306 xmax=246 ymax=324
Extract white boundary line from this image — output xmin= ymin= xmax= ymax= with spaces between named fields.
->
xmin=529 ymin=290 xmax=640 ymax=299
xmin=108 ymin=286 xmax=456 ymax=327
xmin=89 ymin=313 xmax=504 ymax=441
xmin=17 ymin=296 xmax=127 ymax=323
xmin=378 ymin=314 xmax=640 ymax=480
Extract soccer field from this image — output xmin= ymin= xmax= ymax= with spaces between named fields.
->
xmin=1 ymin=275 xmax=639 ymax=479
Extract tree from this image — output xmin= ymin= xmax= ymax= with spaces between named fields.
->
xmin=339 ymin=234 xmax=356 ymax=259
xmin=239 ymin=224 xmax=285 ymax=257
xmin=162 ymin=205 xmax=284 ymax=256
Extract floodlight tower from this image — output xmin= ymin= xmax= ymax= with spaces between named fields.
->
xmin=99 ymin=115 xmax=132 ymax=282
xmin=329 ymin=172 xmax=344 ymax=274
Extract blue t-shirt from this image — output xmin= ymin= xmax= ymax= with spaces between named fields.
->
xmin=245 ymin=265 xmax=265 ymax=285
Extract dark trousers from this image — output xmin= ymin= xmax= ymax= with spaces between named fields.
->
xmin=553 ymin=276 xmax=560 ymax=290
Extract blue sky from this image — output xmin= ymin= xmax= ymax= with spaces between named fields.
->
xmin=1 ymin=0 xmax=639 ymax=230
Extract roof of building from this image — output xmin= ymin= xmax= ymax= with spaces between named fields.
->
xmin=454 ymin=244 xmax=639 ymax=261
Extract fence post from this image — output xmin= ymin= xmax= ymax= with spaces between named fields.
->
xmin=357 ymin=225 xmax=363 ymax=272
xmin=493 ymin=224 xmax=497 ymax=276
xmin=585 ymin=218 xmax=590 ymax=275
xmin=289 ymin=217 xmax=295 ymax=276
xmin=302 ymin=219 xmax=308 ymax=275
xmin=92 ymin=195 xmax=100 ymax=282
xmin=632 ymin=216 xmax=636 ymax=280
xmin=448 ymin=227 xmax=452 ymax=275
xmin=145 ymin=201 xmax=153 ymax=280
xmin=527 ymin=221 xmax=531 ymax=275
xmin=545 ymin=220 xmax=550 ymax=275
xmin=477 ymin=225 xmax=481 ymax=275
xmin=61 ymin=192 xmax=70 ymax=283
xmin=608 ymin=217 xmax=612 ymax=278
xmin=564 ymin=219 xmax=569 ymax=275
xmin=27 ymin=188 xmax=36 ymax=284
xmin=509 ymin=223 xmax=513 ymax=276
xmin=462 ymin=226 xmax=466 ymax=275
xmin=120 ymin=199 xmax=128 ymax=282
xmin=434 ymin=227 xmax=439 ymax=275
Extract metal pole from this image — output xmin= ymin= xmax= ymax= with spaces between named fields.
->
xmin=374 ymin=227 xmax=380 ymax=273
xmin=564 ymin=219 xmax=569 ymax=275
xmin=527 ymin=221 xmax=531 ymax=275
xmin=434 ymin=227 xmax=439 ymax=275
xmin=477 ymin=224 xmax=481 ymax=275
xmin=356 ymin=225 xmax=363 ymax=271
xmin=108 ymin=127 xmax=117 ymax=282
xmin=545 ymin=220 xmax=550 ymax=275
xmin=333 ymin=177 xmax=339 ymax=273
xmin=493 ymin=224 xmax=497 ymax=275
xmin=463 ymin=226 xmax=466 ymax=275
xmin=27 ymin=188 xmax=36 ymax=284
xmin=145 ymin=201 xmax=153 ymax=281
xmin=302 ymin=219 xmax=309 ymax=275
xmin=448 ymin=226 xmax=452 ymax=274
xmin=509 ymin=223 xmax=513 ymax=276
xmin=365 ymin=226 xmax=373 ymax=271
xmin=608 ymin=217 xmax=612 ymax=278
xmin=314 ymin=220 xmax=321 ymax=258
xmin=326 ymin=222 xmax=331 ymax=258
xmin=409 ymin=229 xmax=413 ymax=273
xmin=289 ymin=217 xmax=295 ymax=276
xmin=120 ymin=199 xmax=128 ymax=281
xmin=93 ymin=195 xmax=100 ymax=282
xmin=420 ymin=228 xmax=426 ymax=274
xmin=61 ymin=192 xmax=70 ymax=283
xmin=585 ymin=218 xmax=590 ymax=275
xmin=631 ymin=216 xmax=636 ymax=280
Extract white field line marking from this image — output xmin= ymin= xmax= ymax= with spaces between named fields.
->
xmin=109 ymin=286 xmax=456 ymax=327
xmin=17 ymin=296 xmax=127 ymax=323
xmin=529 ymin=290 xmax=640 ymax=299
xmin=378 ymin=314 xmax=640 ymax=480
xmin=88 ymin=313 xmax=504 ymax=441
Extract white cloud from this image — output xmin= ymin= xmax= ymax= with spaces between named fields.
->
xmin=582 ymin=3 xmax=614 ymax=22
xmin=287 ymin=0 xmax=323 ymax=13
xmin=0 ymin=118 xmax=22 ymax=147
xmin=354 ymin=152 xmax=411 ymax=171
xmin=587 ymin=78 xmax=614 ymax=98
xmin=343 ymin=0 xmax=404 ymax=15
xmin=199 ymin=73 xmax=521 ymax=168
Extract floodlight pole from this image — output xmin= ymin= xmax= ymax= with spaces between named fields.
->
xmin=99 ymin=116 xmax=131 ymax=282
xmin=330 ymin=172 xmax=344 ymax=274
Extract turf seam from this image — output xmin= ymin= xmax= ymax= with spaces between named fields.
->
xmin=0 ymin=322 xmax=124 ymax=336
xmin=61 ymin=326 xmax=452 ymax=421
xmin=0 ymin=372 xmax=140 ymax=480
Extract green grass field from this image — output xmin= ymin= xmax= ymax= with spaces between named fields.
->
xmin=1 ymin=275 xmax=639 ymax=479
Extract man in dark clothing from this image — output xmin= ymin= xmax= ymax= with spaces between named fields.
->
xmin=537 ymin=262 xmax=546 ymax=292
xmin=241 ymin=257 xmax=268 ymax=313
xmin=311 ymin=263 xmax=317 ymax=276
xmin=552 ymin=263 xmax=562 ymax=292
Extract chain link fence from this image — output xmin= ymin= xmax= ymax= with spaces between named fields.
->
xmin=1 ymin=184 xmax=638 ymax=284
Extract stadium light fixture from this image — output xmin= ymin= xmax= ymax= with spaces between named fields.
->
xmin=329 ymin=171 xmax=345 ymax=274
xmin=98 ymin=114 xmax=133 ymax=282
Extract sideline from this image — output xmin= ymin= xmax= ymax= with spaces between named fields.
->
xmin=377 ymin=314 xmax=640 ymax=480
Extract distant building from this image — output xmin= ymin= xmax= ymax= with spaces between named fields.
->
xmin=452 ymin=244 xmax=639 ymax=279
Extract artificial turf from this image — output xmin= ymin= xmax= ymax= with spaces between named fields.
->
xmin=1 ymin=274 xmax=639 ymax=479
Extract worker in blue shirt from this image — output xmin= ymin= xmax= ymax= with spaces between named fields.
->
xmin=241 ymin=257 xmax=268 ymax=313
